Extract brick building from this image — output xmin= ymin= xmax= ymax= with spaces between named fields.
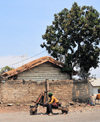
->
xmin=1 ymin=56 xmax=70 ymax=82
xmin=0 ymin=57 xmax=89 ymax=104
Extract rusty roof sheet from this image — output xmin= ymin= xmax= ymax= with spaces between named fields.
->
xmin=2 ymin=56 xmax=63 ymax=78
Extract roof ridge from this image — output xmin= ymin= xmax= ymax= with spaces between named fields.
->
xmin=1 ymin=56 xmax=63 ymax=78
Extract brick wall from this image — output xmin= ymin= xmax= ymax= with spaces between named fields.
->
xmin=17 ymin=62 xmax=70 ymax=81
xmin=72 ymin=81 xmax=90 ymax=102
xmin=0 ymin=80 xmax=89 ymax=104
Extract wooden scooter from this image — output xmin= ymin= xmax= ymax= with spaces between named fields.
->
xmin=30 ymin=80 xmax=69 ymax=115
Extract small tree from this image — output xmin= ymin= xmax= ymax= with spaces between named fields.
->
xmin=41 ymin=2 xmax=100 ymax=79
xmin=0 ymin=66 xmax=13 ymax=74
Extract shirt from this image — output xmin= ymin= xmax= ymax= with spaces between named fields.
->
xmin=49 ymin=96 xmax=59 ymax=104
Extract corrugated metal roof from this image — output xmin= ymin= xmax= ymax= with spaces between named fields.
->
xmin=89 ymin=78 xmax=100 ymax=86
xmin=1 ymin=56 xmax=64 ymax=79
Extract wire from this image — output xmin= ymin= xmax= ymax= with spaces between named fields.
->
xmin=10 ymin=50 xmax=46 ymax=66
xmin=0 ymin=50 xmax=47 ymax=70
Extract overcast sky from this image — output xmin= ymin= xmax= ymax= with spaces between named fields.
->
xmin=0 ymin=0 xmax=100 ymax=78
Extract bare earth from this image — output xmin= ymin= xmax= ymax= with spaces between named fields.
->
xmin=0 ymin=104 xmax=100 ymax=122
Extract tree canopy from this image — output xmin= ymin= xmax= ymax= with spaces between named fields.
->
xmin=0 ymin=66 xmax=13 ymax=74
xmin=41 ymin=2 xmax=100 ymax=79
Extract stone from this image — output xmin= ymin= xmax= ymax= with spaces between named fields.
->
xmin=7 ymin=104 xmax=13 ymax=106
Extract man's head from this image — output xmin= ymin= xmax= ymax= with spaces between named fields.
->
xmin=48 ymin=92 xmax=53 ymax=97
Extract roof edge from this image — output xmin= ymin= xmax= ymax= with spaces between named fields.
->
xmin=1 ymin=56 xmax=63 ymax=78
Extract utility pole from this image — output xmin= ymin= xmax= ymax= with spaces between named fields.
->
xmin=45 ymin=79 xmax=49 ymax=102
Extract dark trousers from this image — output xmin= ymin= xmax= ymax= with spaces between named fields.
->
xmin=46 ymin=103 xmax=59 ymax=114
xmin=46 ymin=104 xmax=52 ymax=114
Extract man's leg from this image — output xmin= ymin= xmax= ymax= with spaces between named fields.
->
xmin=46 ymin=104 xmax=50 ymax=114
xmin=46 ymin=104 xmax=52 ymax=114
xmin=49 ymin=104 xmax=52 ymax=113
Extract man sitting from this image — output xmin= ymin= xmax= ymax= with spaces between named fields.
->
xmin=46 ymin=92 xmax=59 ymax=115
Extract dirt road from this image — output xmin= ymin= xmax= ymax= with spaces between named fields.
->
xmin=0 ymin=109 xmax=100 ymax=122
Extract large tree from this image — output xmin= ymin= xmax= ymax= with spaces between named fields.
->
xmin=41 ymin=2 xmax=100 ymax=79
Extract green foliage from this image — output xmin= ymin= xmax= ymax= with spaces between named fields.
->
xmin=41 ymin=2 xmax=100 ymax=79
xmin=0 ymin=66 xmax=13 ymax=74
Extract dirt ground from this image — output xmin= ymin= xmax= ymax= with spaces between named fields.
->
xmin=0 ymin=103 xmax=100 ymax=122
xmin=0 ymin=102 xmax=99 ymax=113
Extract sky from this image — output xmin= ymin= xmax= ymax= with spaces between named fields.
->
xmin=0 ymin=0 xmax=100 ymax=78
